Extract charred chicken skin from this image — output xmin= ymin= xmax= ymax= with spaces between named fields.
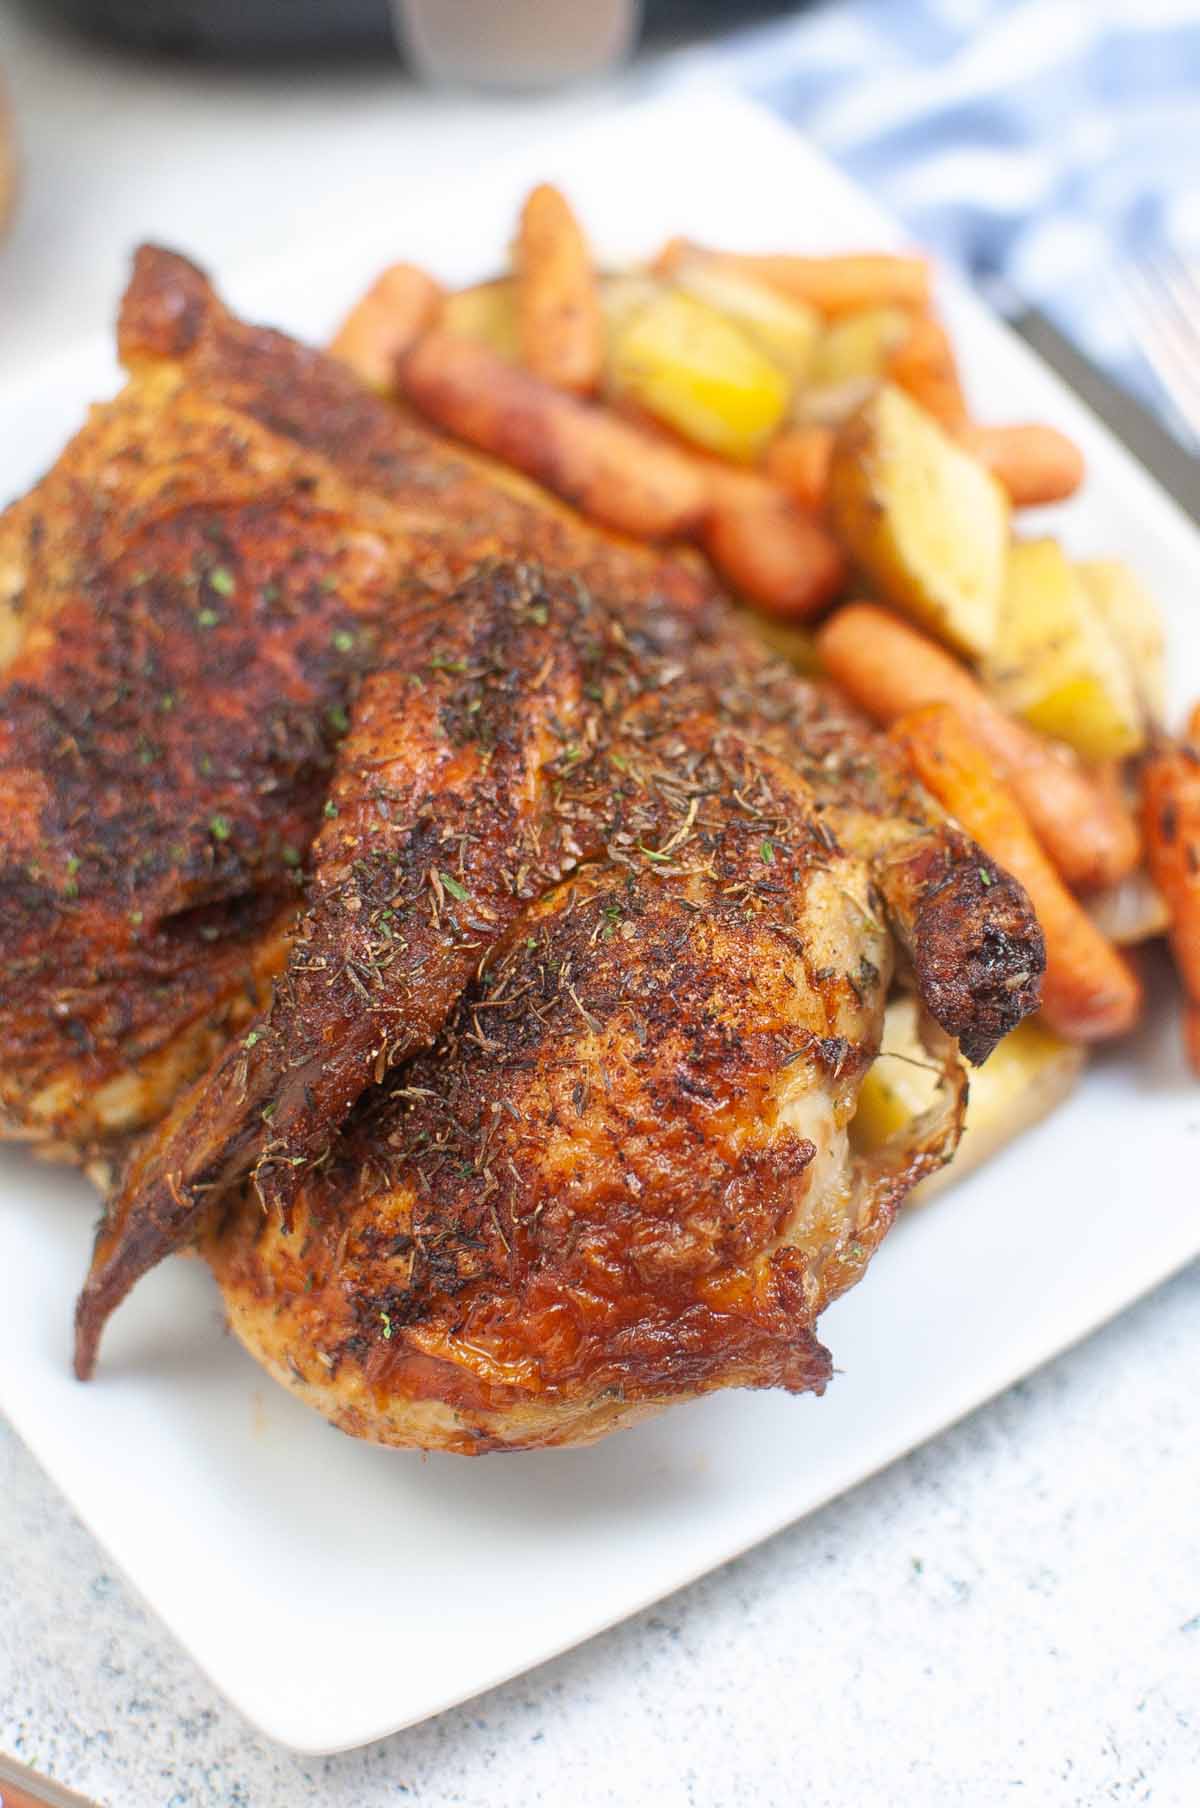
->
xmin=0 ymin=249 xmax=1045 ymax=1447
xmin=0 ymin=247 xmax=716 ymax=1166
xmin=199 ymin=563 xmax=1040 ymax=1454
xmin=78 ymin=564 xmax=1043 ymax=1436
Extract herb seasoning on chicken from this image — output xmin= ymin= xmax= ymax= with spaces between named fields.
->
xmin=0 ymin=251 xmax=1044 ymax=1448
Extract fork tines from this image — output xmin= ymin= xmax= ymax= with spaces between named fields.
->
xmin=1115 ymin=249 xmax=1200 ymax=449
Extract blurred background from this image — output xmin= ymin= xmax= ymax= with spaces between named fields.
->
xmin=0 ymin=0 xmax=1197 ymax=472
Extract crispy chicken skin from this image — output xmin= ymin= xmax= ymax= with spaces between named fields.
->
xmin=0 ymin=438 xmax=402 ymax=1162
xmin=78 ymin=563 xmax=1044 ymax=1395
xmin=208 ymin=870 xmax=898 ymax=1455
xmin=0 ymin=248 xmax=719 ymax=1163
xmin=205 ymin=694 xmax=970 ymax=1454
xmin=0 ymin=247 xmax=1045 ymax=1440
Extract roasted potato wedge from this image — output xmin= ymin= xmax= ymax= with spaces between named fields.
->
xmin=607 ymin=288 xmax=791 ymax=462
xmin=812 ymin=305 xmax=912 ymax=388
xmin=600 ymin=271 xmax=663 ymax=338
xmin=794 ymin=307 xmax=913 ymax=428
xmin=985 ymin=539 xmax=1145 ymax=762
xmin=852 ymin=997 xmax=1086 ymax=1200
xmin=792 ymin=375 xmax=879 ymax=428
xmin=1076 ymin=558 xmax=1167 ymax=729
xmin=828 ymin=384 xmax=1009 ymax=660
xmin=441 ymin=279 xmax=520 ymax=362
xmin=669 ymin=258 xmax=821 ymax=383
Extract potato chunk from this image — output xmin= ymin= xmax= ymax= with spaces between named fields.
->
xmin=600 ymin=272 xmax=663 ymax=339
xmin=606 ymin=288 xmax=791 ymax=462
xmin=441 ymin=279 xmax=520 ymax=362
xmin=985 ymin=539 xmax=1145 ymax=761
xmin=852 ymin=997 xmax=1085 ymax=1200
xmin=670 ymin=260 xmax=821 ymax=384
xmin=828 ymin=384 xmax=1009 ymax=660
xmin=1076 ymin=558 xmax=1167 ymax=729
xmin=812 ymin=306 xmax=912 ymax=387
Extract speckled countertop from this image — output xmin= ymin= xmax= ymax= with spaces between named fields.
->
xmin=2 ymin=10 xmax=1199 ymax=1804
xmin=4 ymin=1268 xmax=1198 ymax=1807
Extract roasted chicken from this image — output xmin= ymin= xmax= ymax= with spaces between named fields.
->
xmin=0 ymin=247 xmax=716 ymax=1166
xmin=198 ymin=564 xmax=1042 ymax=1452
xmin=0 ymin=250 xmax=1045 ymax=1450
xmin=78 ymin=559 xmax=1042 ymax=1437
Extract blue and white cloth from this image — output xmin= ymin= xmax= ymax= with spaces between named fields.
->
xmin=686 ymin=0 xmax=1200 ymax=432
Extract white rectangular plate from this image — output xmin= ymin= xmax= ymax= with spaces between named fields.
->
xmin=1 ymin=88 xmax=1198 ymax=1755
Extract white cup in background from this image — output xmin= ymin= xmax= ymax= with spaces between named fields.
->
xmin=393 ymin=0 xmax=643 ymax=88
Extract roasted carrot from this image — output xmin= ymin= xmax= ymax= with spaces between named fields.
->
xmin=442 ymin=367 xmax=847 ymax=618
xmin=654 ymin=239 xmax=931 ymax=318
xmin=399 ymin=331 xmax=708 ymax=541
xmin=763 ymin=427 xmax=835 ymax=514
xmin=514 ymin=183 xmax=604 ymax=395
xmin=816 ymin=603 xmax=1141 ymax=890
xmin=1091 ymin=759 xmax=1141 ymax=848
xmin=1141 ymin=731 xmax=1200 ymax=1004
xmin=702 ymin=475 xmax=847 ymax=619
xmin=964 ymin=423 xmax=1085 ymax=507
xmin=1176 ymin=709 xmax=1200 ymax=1075
xmin=892 ymin=704 xmax=1142 ymax=1041
xmin=887 ymin=314 xmax=968 ymax=431
xmin=329 ymin=263 xmax=444 ymax=392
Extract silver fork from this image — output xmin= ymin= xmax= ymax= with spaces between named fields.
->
xmin=1113 ymin=249 xmax=1200 ymax=452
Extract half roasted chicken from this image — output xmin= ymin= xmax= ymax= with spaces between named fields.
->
xmin=0 ymin=251 xmax=1044 ymax=1452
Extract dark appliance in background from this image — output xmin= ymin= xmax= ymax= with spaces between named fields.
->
xmin=22 ymin=0 xmax=798 ymax=61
